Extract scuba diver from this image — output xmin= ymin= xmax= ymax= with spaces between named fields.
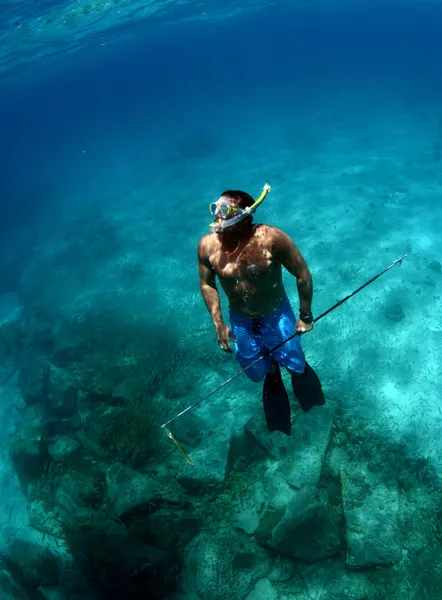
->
xmin=197 ymin=184 xmax=325 ymax=436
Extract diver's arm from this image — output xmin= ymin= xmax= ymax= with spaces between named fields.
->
xmin=198 ymin=239 xmax=224 ymax=326
xmin=273 ymin=229 xmax=313 ymax=315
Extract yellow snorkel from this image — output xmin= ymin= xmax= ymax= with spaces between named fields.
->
xmin=250 ymin=182 xmax=271 ymax=212
xmin=209 ymin=183 xmax=271 ymax=232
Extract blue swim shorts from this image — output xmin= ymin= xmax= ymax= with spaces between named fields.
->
xmin=229 ymin=297 xmax=305 ymax=382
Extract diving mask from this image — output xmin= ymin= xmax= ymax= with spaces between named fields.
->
xmin=209 ymin=183 xmax=271 ymax=233
xmin=209 ymin=201 xmax=243 ymax=220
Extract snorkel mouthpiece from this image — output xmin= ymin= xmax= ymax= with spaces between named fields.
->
xmin=209 ymin=183 xmax=271 ymax=233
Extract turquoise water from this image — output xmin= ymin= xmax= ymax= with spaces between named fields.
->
xmin=1 ymin=1 xmax=442 ymax=599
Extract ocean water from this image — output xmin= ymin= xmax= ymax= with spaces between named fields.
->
xmin=1 ymin=0 xmax=442 ymax=598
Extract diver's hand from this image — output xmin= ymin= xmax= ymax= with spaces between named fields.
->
xmin=215 ymin=323 xmax=236 ymax=352
xmin=295 ymin=319 xmax=314 ymax=335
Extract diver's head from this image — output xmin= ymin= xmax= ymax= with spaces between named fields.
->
xmin=221 ymin=190 xmax=256 ymax=211
xmin=212 ymin=191 xmax=254 ymax=235
xmin=209 ymin=184 xmax=271 ymax=236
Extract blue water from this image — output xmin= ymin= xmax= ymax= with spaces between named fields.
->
xmin=2 ymin=5 xmax=442 ymax=227
xmin=1 ymin=1 xmax=442 ymax=598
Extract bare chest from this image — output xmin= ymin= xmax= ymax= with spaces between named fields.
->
xmin=211 ymin=245 xmax=275 ymax=281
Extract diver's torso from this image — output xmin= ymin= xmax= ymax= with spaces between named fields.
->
xmin=209 ymin=225 xmax=287 ymax=318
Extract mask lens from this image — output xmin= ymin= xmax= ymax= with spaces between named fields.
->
xmin=210 ymin=202 xmax=234 ymax=219
xmin=219 ymin=205 xmax=231 ymax=218
xmin=209 ymin=202 xmax=219 ymax=216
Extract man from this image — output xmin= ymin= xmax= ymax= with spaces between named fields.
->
xmin=197 ymin=184 xmax=325 ymax=436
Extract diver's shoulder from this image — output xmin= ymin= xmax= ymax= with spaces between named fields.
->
xmin=199 ymin=232 xmax=218 ymax=245
xmin=255 ymin=224 xmax=294 ymax=247
xmin=255 ymin=223 xmax=286 ymax=238
xmin=198 ymin=232 xmax=218 ymax=254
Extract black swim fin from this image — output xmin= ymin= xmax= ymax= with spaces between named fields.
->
xmin=291 ymin=361 xmax=325 ymax=413
xmin=263 ymin=362 xmax=291 ymax=436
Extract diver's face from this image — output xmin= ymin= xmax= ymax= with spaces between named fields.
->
xmin=213 ymin=197 xmax=242 ymax=225
xmin=210 ymin=198 xmax=244 ymax=233
xmin=217 ymin=201 xmax=253 ymax=238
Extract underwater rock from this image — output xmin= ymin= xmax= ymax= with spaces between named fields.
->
xmin=45 ymin=366 xmax=78 ymax=418
xmin=341 ymin=462 xmax=401 ymax=568
xmin=256 ymin=406 xmax=336 ymax=561
xmin=10 ymin=413 xmax=49 ymax=492
xmin=106 ymin=463 xmax=158 ymax=518
xmin=123 ymin=505 xmax=201 ymax=553
xmin=320 ymin=565 xmax=374 ymax=600
xmin=6 ymin=538 xmax=60 ymax=588
xmin=0 ymin=559 xmax=28 ymax=600
xmin=177 ymin=429 xmax=232 ymax=494
xmin=326 ymin=446 xmax=349 ymax=478
xmin=18 ymin=360 xmax=78 ymax=417
xmin=71 ymin=429 xmax=109 ymax=460
xmin=163 ymin=368 xmax=196 ymax=399
xmin=281 ymin=561 xmax=374 ymax=599
xmin=40 ymin=568 xmax=97 ymax=600
xmin=87 ymin=394 xmax=171 ymax=469
xmin=267 ymin=555 xmax=296 ymax=583
xmin=244 ymin=409 xmax=291 ymax=460
xmin=244 ymin=577 xmax=278 ymax=600
xmin=54 ymin=458 xmax=106 ymax=510
xmin=273 ymin=501 xmax=342 ymax=561
xmin=44 ymin=413 xmax=82 ymax=437
xmin=18 ymin=358 xmax=48 ymax=405
xmin=28 ymin=500 xmax=65 ymax=538
xmin=234 ymin=481 xmax=266 ymax=535
xmin=62 ymin=359 xmax=122 ymax=397
xmin=47 ymin=435 xmax=80 ymax=461
xmin=181 ymin=530 xmax=272 ymax=600
xmin=254 ymin=505 xmax=287 ymax=548
xmin=39 ymin=589 xmax=97 ymax=600
xmin=180 ymin=594 xmax=202 ymax=600
xmin=277 ymin=406 xmax=334 ymax=504
xmin=37 ymin=589 xmax=68 ymax=600
xmin=63 ymin=515 xmax=174 ymax=598
xmin=168 ymin=410 xmax=204 ymax=449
